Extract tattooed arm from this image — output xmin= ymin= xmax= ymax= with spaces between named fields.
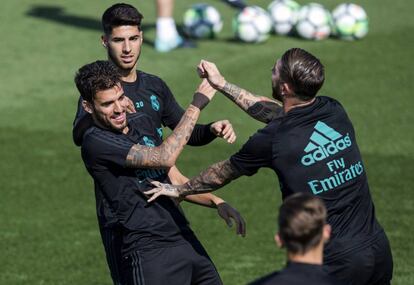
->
xmin=197 ymin=60 xmax=283 ymax=123
xmin=125 ymin=80 xmax=215 ymax=169
xmin=145 ymin=159 xmax=243 ymax=201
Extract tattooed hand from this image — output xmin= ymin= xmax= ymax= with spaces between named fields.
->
xmin=145 ymin=181 xmax=181 ymax=202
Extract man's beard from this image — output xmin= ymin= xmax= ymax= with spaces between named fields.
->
xmin=107 ymin=48 xmax=140 ymax=74
xmin=272 ymin=81 xmax=283 ymax=102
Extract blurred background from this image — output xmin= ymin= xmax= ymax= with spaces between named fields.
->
xmin=0 ymin=0 xmax=413 ymax=284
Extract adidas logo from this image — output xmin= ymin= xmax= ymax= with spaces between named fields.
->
xmin=301 ymin=121 xmax=352 ymax=166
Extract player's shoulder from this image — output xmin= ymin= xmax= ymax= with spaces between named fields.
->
xmin=318 ymin=95 xmax=345 ymax=109
xmin=137 ymin=70 xmax=167 ymax=85
xmin=127 ymin=112 xmax=155 ymax=128
xmin=82 ymin=126 xmax=131 ymax=152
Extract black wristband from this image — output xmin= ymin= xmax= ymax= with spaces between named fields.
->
xmin=191 ymin=92 xmax=210 ymax=110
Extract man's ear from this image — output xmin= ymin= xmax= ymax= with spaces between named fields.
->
xmin=101 ymin=35 xmax=108 ymax=48
xmin=281 ymin=82 xmax=294 ymax=97
xmin=322 ymin=224 xmax=331 ymax=243
xmin=82 ymin=100 xmax=93 ymax=114
xmin=275 ymin=233 xmax=284 ymax=249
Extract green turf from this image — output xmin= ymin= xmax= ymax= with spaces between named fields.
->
xmin=0 ymin=0 xmax=413 ymax=284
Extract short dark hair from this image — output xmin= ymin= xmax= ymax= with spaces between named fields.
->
xmin=102 ymin=3 xmax=143 ymax=35
xmin=279 ymin=48 xmax=325 ymax=101
xmin=278 ymin=193 xmax=327 ymax=255
xmin=74 ymin=60 xmax=121 ymax=102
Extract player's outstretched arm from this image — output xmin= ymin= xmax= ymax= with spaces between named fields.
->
xmin=167 ymin=165 xmax=246 ymax=236
xmin=145 ymin=159 xmax=242 ymax=199
xmin=126 ymin=80 xmax=215 ymax=169
xmin=198 ymin=60 xmax=283 ymax=124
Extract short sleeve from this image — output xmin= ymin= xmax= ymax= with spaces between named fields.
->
xmin=81 ymin=129 xmax=134 ymax=170
xmin=230 ymin=127 xmax=274 ymax=176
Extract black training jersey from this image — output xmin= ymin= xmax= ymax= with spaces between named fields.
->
xmin=81 ymin=113 xmax=193 ymax=255
xmin=230 ymin=96 xmax=383 ymax=260
xmin=249 ymin=262 xmax=343 ymax=285
xmin=73 ymin=70 xmax=215 ymax=146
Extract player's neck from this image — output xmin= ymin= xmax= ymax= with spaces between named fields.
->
xmin=283 ymin=97 xmax=316 ymax=113
xmin=120 ymin=68 xmax=137 ymax=83
xmin=287 ymin=243 xmax=323 ymax=265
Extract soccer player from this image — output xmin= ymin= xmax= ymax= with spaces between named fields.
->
xmin=75 ymin=60 xmax=236 ymax=284
xmin=73 ymin=3 xmax=236 ymax=148
xmin=249 ymin=193 xmax=342 ymax=285
xmin=146 ymin=48 xmax=394 ymax=285
xmin=72 ymin=4 xmax=244 ymax=284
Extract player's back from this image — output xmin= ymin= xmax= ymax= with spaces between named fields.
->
xmin=268 ymin=96 xmax=383 ymax=257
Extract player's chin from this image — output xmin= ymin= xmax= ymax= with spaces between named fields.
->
xmin=110 ymin=119 xmax=127 ymax=131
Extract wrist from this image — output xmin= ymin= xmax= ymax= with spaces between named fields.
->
xmin=213 ymin=197 xmax=225 ymax=207
xmin=216 ymin=78 xmax=226 ymax=91
xmin=191 ymin=92 xmax=210 ymax=110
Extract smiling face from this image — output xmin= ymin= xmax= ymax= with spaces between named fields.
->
xmin=102 ymin=25 xmax=143 ymax=72
xmin=83 ymin=84 xmax=128 ymax=133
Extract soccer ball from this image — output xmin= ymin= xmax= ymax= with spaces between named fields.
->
xmin=233 ymin=6 xmax=273 ymax=43
xmin=268 ymin=0 xmax=301 ymax=35
xmin=296 ymin=3 xmax=332 ymax=40
xmin=332 ymin=3 xmax=368 ymax=40
xmin=183 ymin=4 xmax=223 ymax=38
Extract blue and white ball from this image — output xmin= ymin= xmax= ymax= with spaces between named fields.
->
xmin=183 ymin=4 xmax=223 ymax=38
xmin=332 ymin=3 xmax=368 ymax=40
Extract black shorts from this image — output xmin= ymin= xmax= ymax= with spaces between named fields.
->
xmin=122 ymin=240 xmax=222 ymax=285
xmin=100 ymin=225 xmax=124 ymax=285
xmin=324 ymin=231 xmax=393 ymax=285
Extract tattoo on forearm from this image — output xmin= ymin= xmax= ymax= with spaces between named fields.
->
xmin=222 ymin=82 xmax=283 ymax=123
xmin=222 ymin=82 xmax=256 ymax=110
xmin=222 ymin=82 xmax=243 ymax=103
xmin=126 ymin=105 xmax=199 ymax=168
xmin=177 ymin=159 xmax=242 ymax=195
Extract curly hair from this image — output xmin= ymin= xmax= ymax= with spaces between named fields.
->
xmin=74 ymin=60 xmax=121 ymax=102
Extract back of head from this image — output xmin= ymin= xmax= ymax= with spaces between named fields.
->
xmin=279 ymin=48 xmax=325 ymax=101
xmin=278 ymin=193 xmax=327 ymax=255
xmin=102 ymin=3 xmax=143 ymax=35
xmin=74 ymin=60 xmax=121 ymax=102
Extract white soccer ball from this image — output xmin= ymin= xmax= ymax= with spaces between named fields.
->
xmin=332 ymin=3 xmax=368 ymax=40
xmin=268 ymin=0 xmax=301 ymax=35
xmin=296 ymin=3 xmax=332 ymax=40
xmin=183 ymin=4 xmax=223 ymax=38
xmin=233 ymin=6 xmax=273 ymax=43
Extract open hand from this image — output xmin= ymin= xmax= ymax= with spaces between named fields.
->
xmin=144 ymin=181 xmax=180 ymax=203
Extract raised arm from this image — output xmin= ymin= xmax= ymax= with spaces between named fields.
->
xmin=126 ymin=79 xmax=215 ymax=169
xmin=145 ymin=159 xmax=242 ymax=200
xmin=198 ymin=60 xmax=283 ymax=123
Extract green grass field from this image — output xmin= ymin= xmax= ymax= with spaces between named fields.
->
xmin=1 ymin=0 xmax=413 ymax=284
